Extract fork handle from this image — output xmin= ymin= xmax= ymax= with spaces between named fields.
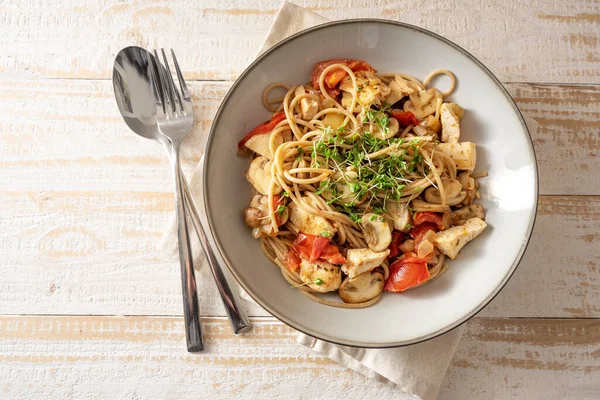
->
xmin=169 ymin=143 xmax=203 ymax=352
xmin=181 ymin=173 xmax=252 ymax=334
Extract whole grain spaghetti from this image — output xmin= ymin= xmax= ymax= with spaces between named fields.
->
xmin=239 ymin=58 xmax=487 ymax=308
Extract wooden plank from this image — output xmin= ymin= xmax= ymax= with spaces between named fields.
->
xmin=1 ymin=1 xmax=599 ymax=83
xmin=0 ymin=316 xmax=597 ymax=399
xmin=441 ymin=319 xmax=600 ymax=400
xmin=0 ymin=80 xmax=598 ymax=195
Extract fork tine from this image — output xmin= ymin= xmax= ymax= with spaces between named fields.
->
xmin=171 ymin=49 xmax=190 ymax=100
xmin=161 ymin=48 xmax=183 ymax=114
xmin=154 ymin=49 xmax=174 ymax=115
xmin=146 ymin=52 xmax=164 ymax=112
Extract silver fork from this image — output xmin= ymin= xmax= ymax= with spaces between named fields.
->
xmin=149 ymin=49 xmax=251 ymax=352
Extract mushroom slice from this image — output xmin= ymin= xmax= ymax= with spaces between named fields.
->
xmin=246 ymin=156 xmax=282 ymax=196
xmin=342 ymin=248 xmax=390 ymax=279
xmin=299 ymin=260 xmax=342 ymax=293
xmin=321 ymin=171 xmax=366 ymax=206
xmin=360 ymin=213 xmax=392 ymax=252
xmin=424 ymin=179 xmax=466 ymax=206
xmin=434 ymin=217 xmax=487 ymax=259
xmin=288 ymin=202 xmax=337 ymax=236
xmin=386 ymin=201 xmax=412 ymax=232
xmin=440 ymin=103 xmax=464 ymax=143
xmin=411 ymin=199 xmax=450 ymax=213
xmin=339 ymin=271 xmax=384 ymax=304
xmin=403 ymin=88 xmax=441 ymax=119
xmin=365 ymin=116 xmax=399 ymax=140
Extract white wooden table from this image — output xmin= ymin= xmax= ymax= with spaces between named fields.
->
xmin=1 ymin=1 xmax=599 ymax=399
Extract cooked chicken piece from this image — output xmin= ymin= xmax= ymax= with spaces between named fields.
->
xmin=245 ymin=132 xmax=283 ymax=159
xmin=440 ymin=103 xmax=464 ymax=143
xmin=434 ymin=217 xmax=487 ymax=259
xmin=364 ymin=116 xmax=399 ymax=140
xmin=246 ymin=156 xmax=282 ymax=195
xmin=386 ymin=201 xmax=412 ymax=232
xmin=436 ymin=142 xmax=477 ymax=171
xmin=360 ymin=213 xmax=392 ymax=252
xmin=342 ymin=248 xmax=390 ymax=279
xmin=403 ymin=88 xmax=441 ymax=119
xmin=299 ymin=260 xmax=342 ymax=293
xmin=339 ymin=70 xmax=391 ymax=107
xmin=295 ymin=86 xmax=319 ymax=121
xmin=449 ymin=204 xmax=485 ymax=226
xmin=288 ymin=202 xmax=337 ymax=236
xmin=421 ymin=115 xmax=441 ymax=133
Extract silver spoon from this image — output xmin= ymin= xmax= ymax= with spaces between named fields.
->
xmin=112 ymin=47 xmax=252 ymax=345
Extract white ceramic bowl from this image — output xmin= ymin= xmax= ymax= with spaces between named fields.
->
xmin=203 ymin=20 xmax=537 ymax=347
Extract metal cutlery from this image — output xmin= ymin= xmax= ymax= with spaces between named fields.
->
xmin=112 ymin=47 xmax=251 ymax=352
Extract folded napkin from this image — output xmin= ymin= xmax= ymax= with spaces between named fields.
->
xmin=160 ymin=3 xmax=539 ymax=399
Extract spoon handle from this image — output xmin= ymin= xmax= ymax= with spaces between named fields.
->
xmin=181 ymin=172 xmax=253 ymax=334
xmin=169 ymin=145 xmax=204 ymax=352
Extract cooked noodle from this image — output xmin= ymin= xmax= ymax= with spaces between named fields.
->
xmin=240 ymin=59 xmax=486 ymax=308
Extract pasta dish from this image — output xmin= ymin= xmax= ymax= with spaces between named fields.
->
xmin=238 ymin=58 xmax=487 ymax=308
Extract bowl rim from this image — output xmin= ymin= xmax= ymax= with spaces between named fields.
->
xmin=203 ymin=18 xmax=539 ymax=348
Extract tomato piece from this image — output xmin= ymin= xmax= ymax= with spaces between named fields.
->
xmin=410 ymin=222 xmax=438 ymax=244
xmin=387 ymin=231 xmax=404 ymax=259
xmin=292 ymin=233 xmax=313 ymax=260
xmin=311 ymin=58 xmax=376 ymax=95
xmin=285 ymin=248 xmax=301 ymax=272
xmin=319 ymin=244 xmax=346 ymax=265
xmin=272 ymin=195 xmax=285 ymax=226
xmin=291 ymin=233 xmax=345 ymax=264
xmin=237 ymin=111 xmax=287 ymax=149
xmin=310 ymin=236 xmax=330 ymax=262
xmin=384 ymin=257 xmax=431 ymax=292
xmin=413 ymin=212 xmax=444 ymax=230
xmin=391 ymin=111 xmax=420 ymax=127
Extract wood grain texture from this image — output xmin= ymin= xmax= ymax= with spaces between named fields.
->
xmin=0 ymin=79 xmax=598 ymax=317
xmin=0 ymin=316 xmax=597 ymax=400
xmin=1 ymin=0 xmax=599 ymax=83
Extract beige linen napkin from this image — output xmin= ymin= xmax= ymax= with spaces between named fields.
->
xmin=160 ymin=3 xmax=539 ymax=399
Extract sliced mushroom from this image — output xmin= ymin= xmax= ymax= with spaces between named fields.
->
xmin=242 ymin=207 xmax=264 ymax=228
xmin=299 ymin=260 xmax=342 ymax=293
xmin=246 ymin=156 xmax=282 ymax=196
xmin=411 ymin=199 xmax=450 ymax=213
xmin=360 ymin=213 xmax=392 ymax=252
xmin=342 ymin=248 xmax=390 ymax=278
xmin=424 ymin=179 xmax=466 ymax=206
xmin=386 ymin=201 xmax=412 ymax=232
xmin=339 ymin=271 xmax=384 ymax=304
xmin=321 ymin=171 xmax=366 ymax=206
xmin=440 ymin=103 xmax=464 ymax=143
xmin=365 ymin=116 xmax=399 ymax=140
xmin=394 ymin=75 xmax=420 ymax=97
xmin=403 ymin=88 xmax=441 ymax=119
